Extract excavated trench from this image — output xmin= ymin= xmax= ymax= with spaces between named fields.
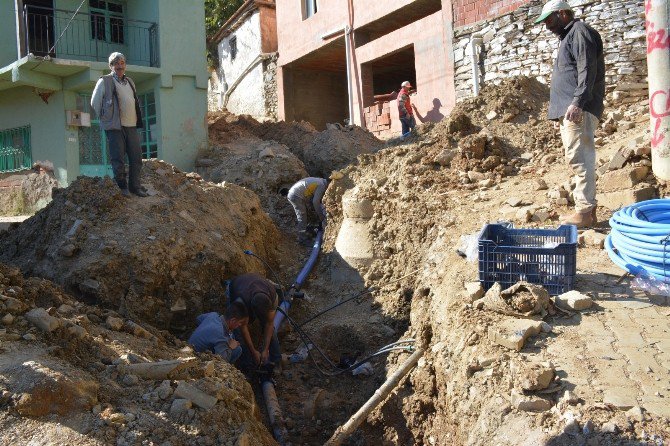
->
xmin=2 ymin=78 xmax=669 ymax=445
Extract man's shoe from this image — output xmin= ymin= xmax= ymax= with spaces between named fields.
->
xmin=130 ymin=188 xmax=148 ymax=197
xmin=120 ymin=188 xmax=131 ymax=197
xmin=559 ymin=209 xmax=594 ymax=228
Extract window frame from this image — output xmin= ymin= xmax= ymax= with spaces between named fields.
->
xmin=229 ymin=35 xmax=238 ymax=61
xmin=89 ymin=0 xmax=125 ymax=44
xmin=302 ymin=0 xmax=318 ymax=20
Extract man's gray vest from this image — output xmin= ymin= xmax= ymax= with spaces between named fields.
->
xmin=99 ymin=74 xmax=143 ymax=131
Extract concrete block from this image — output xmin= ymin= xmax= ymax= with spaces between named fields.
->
xmin=174 ymin=382 xmax=217 ymax=410
xmin=464 ymin=282 xmax=484 ymax=302
xmin=555 ymin=290 xmax=593 ymax=311
xmin=608 ymin=147 xmax=634 ymax=170
xmin=597 ymin=187 xmax=656 ymax=210
xmin=603 ymin=387 xmax=638 ymax=410
xmin=488 ymin=318 xmax=544 ymax=351
xmin=510 ymin=389 xmax=553 ymax=412
xmin=598 ymin=166 xmax=649 ymax=192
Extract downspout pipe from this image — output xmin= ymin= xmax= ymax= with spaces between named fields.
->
xmin=470 ymin=31 xmax=484 ymax=97
xmin=321 ymin=27 xmax=354 ymax=125
xmin=645 ymin=0 xmax=670 ymax=180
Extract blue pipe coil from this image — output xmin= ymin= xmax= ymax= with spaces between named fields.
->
xmin=605 ymin=199 xmax=670 ymax=280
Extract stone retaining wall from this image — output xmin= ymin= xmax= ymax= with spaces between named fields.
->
xmin=453 ymin=0 xmax=647 ymax=106
xmin=263 ymin=54 xmax=279 ymax=120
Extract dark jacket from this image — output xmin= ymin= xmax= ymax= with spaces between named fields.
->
xmin=229 ymin=273 xmax=277 ymax=324
xmin=548 ymin=19 xmax=605 ymax=120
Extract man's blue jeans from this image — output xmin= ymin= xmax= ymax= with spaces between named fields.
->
xmin=400 ymin=115 xmax=416 ymax=135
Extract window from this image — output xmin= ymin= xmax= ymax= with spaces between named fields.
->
xmin=0 ymin=126 xmax=31 ymax=173
xmin=302 ymin=0 xmax=317 ymax=19
xmin=229 ymin=36 xmax=237 ymax=61
xmin=89 ymin=0 xmax=124 ymax=44
xmin=138 ymin=92 xmax=158 ymax=159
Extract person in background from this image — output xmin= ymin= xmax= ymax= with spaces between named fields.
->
xmin=91 ymin=52 xmax=148 ymax=198
xmin=282 ymin=177 xmax=327 ymax=245
xmin=397 ymin=81 xmax=416 ymax=136
xmin=534 ymin=0 xmax=605 ymax=227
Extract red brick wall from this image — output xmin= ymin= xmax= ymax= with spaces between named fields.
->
xmin=363 ymin=101 xmax=392 ymax=137
xmin=453 ymin=0 xmax=531 ymax=27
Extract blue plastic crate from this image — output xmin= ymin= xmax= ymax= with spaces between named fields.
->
xmin=478 ymin=224 xmax=578 ymax=296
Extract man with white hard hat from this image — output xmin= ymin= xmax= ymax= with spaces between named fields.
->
xmin=397 ymin=80 xmax=416 ymax=135
xmin=535 ymin=0 xmax=605 ymax=228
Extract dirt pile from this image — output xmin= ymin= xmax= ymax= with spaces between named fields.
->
xmin=196 ymin=134 xmax=308 ymax=228
xmin=0 ymin=262 xmax=274 ymax=446
xmin=316 ymin=76 xmax=669 ymax=445
xmin=0 ymin=160 xmax=280 ymax=330
xmin=396 ymin=77 xmax=562 ymax=185
xmin=0 ymin=170 xmax=59 ymax=216
xmin=209 ymin=112 xmax=383 ymax=179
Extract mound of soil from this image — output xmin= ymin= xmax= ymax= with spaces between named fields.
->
xmin=0 ymin=263 xmax=274 ymax=446
xmin=0 ymin=170 xmax=59 ymax=216
xmin=196 ymin=136 xmax=308 ymax=228
xmin=209 ymin=112 xmax=383 ymax=179
xmin=0 ymin=160 xmax=280 ymax=330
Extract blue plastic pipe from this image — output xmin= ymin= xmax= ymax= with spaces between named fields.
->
xmin=273 ymin=229 xmax=324 ymax=332
xmin=605 ymin=199 xmax=670 ymax=281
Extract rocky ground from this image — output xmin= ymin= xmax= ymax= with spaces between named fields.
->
xmin=0 ymin=76 xmax=668 ymax=446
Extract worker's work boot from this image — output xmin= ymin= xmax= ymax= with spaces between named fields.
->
xmin=120 ymin=188 xmax=131 ymax=198
xmin=559 ymin=209 xmax=594 ymax=228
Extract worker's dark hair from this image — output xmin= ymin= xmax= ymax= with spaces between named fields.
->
xmin=563 ymin=9 xmax=575 ymax=20
xmin=279 ymin=187 xmax=289 ymax=197
xmin=225 ymin=300 xmax=248 ymax=321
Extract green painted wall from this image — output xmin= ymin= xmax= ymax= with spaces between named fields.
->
xmin=152 ymin=0 xmax=208 ymax=171
xmin=0 ymin=0 xmax=18 ymax=68
xmin=0 ymin=87 xmax=71 ymax=185
xmin=0 ymin=0 xmax=207 ymax=183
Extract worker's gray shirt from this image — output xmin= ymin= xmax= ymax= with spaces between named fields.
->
xmin=287 ymin=177 xmax=327 ymax=221
xmin=548 ymin=19 xmax=605 ymax=121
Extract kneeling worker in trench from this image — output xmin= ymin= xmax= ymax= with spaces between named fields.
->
xmin=227 ymin=273 xmax=282 ymax=368
xmin=188 ymin=300 xmax=249 ymax=363
xmin=282 ymin=177 xmax=327 ymax=245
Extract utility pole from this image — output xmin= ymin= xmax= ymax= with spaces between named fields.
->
xmin=645 ymin=0 xmax=670 ymax=180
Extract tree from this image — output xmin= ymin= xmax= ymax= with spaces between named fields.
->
xmin=205 ymin=0 xmax=245 ymax=67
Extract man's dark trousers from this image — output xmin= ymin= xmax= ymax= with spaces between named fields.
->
xmin=400 ymin=115 xmax=416 ymax=135
xmin=107 ymin=126 xmax=142 ymax=191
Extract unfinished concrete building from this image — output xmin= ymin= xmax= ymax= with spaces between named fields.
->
xmin=276 ymin=0 xmax=647 ymax=138
xmin=275 ymin=0 xmax=456 ymax=136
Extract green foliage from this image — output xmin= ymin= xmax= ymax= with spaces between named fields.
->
xmin=205 ymin=0 xmax=245 ymax=68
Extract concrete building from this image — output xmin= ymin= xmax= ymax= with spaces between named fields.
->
xmin=209 ymin=0 xmax=278 ymax=119
xmin=0 ymin=0 xmax=208 ymax=185
xmin=275 ymin=0 xmax=455 ymax=136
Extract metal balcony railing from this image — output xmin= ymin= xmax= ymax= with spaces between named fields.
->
xmin=22 ymin=5 xmax=159 ymax=67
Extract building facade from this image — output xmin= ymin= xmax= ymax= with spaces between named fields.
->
xmin=0 ymin=0 xmax=209 ymax=185
xmin=209 ymin=0 xmax=278 ymax=119
xmin=275 ymin=0 xmax=647 ymax=137
xmin=275 ymin=0 xmax=456 ymax=136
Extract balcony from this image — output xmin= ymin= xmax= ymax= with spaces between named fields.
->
xmin=21 ymin=5 xmax=159 ymax=68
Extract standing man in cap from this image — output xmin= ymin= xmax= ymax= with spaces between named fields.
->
xmin=535 ymin=1 xmax=605 ymax=227
xmin=91 ymin=52 xmax=148 ymax=197
xmin=397 ymin=81 xmax=416 ymax=136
